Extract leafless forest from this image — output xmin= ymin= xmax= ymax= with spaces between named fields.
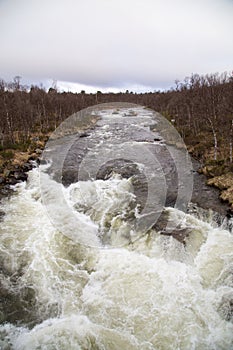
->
xmin=0 ymin=72 xmax=233 ymax=166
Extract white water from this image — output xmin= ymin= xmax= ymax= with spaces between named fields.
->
xmin=0 ymin=168 xmax=233 ymax=350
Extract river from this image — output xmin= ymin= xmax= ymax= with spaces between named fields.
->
xmin=0 ymin=104 xmax=233 ymax=349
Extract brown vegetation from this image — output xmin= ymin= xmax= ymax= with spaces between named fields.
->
xmin=0 ymin=72 xmax=233 ymax=203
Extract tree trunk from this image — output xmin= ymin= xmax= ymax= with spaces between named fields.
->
xmin=230 ymin=120 xmax=233 ymax=163
xmin=208 ymin=118 xmax=218 ymax=160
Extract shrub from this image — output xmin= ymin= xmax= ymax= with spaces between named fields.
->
xmin=0 ymin=150 xmax=14 ymax=159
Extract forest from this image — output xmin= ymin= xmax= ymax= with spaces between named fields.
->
xmin=0 ymin=72 xmax=233 ymax=167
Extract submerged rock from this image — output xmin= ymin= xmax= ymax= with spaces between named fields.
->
xmin=152 ymin=210 xmax=191 ymax=244
xmin=160 ymin=227 xmax=191 ymax=244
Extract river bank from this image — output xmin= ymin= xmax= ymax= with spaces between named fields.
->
xmin=0 ymin=110 xmax=100 ymax=198
xmin=0 ymin=135 xmax=48 ymax=198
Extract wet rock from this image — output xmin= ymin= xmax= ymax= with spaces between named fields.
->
xmin=0 ymin=209 xmax=5 ymax=221
xmin=0 ymin=188 xmax=11 ymax=197
xmin=96 ymin=159 xmax=139 ymax=180
xmin=61 ymin=169 xmax=79 ymax=184
xmin=160 ymin=227 xmax=191 ymax=244
xmin=0 ymin=283 xmax=38 ymax=327
xmin=0 ymin=157 xmax=37 ymax=200
xmin=191 ymin=160 xmax=230 ymax=216
xmin=152 ymin=210 xmax=191 ymax=244
xmin=13 ymin=171 xmax=28 ymax=181
xmin=22 ymin=162 xmax=33 ymax=172
xmin=79 ymin=132 xmax=90 ymax=138
xmin=218 ymin=293 xmax=233 ymax=322
xmin=7 ymin=177 xmax=18 ymax=185
xmin=0 ymin=177 xmax=5 ymax=184
xmin=152 ymin=211 xmax=170 ymax=231
xmin=39 ymin=158 xmax=48 ymax=165
xmin=154 ymin=137 xmax=162 ymax=142
xmin=165 ymin=191 xmax=178 ymax=207
xmin=35 ymin=148 xmax=42 ymax=155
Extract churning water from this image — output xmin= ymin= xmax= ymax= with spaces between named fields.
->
xmin=0 ymin=168 xmax=233 ymax=349
xmin=0 ymin=105 xmax=233 ymax=349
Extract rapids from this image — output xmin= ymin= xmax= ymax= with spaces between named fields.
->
xmin=0 ymin=105 xmax=233 ymax=349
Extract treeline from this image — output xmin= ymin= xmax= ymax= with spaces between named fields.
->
xmin=0 ymin=72 xmax=233 ymax=163
xmin=155 ymin=72 xmax=233 ymax=163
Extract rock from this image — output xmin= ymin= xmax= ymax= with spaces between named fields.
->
xmin=152 ymin=211 xmax=191 ymax=244
xmin=0 ymin=176 xmax=5 ymax=184
xmin=154 ymin=137 xmax=162 ymax=142
xmin=218 ymin=293 xmax=233 ymax=322
xmin=79 ymin=132 xmax=90 ymax=138
xmin=7 ymin=177 xmax=18 ymax=185
xmin=22 ymin=162 xmax=32 ymax=172
xmin=0 ymin=209 xmax=5 ymax=221
xmin=0 ymin=187 xmax=11 ymax=196
xmin=96 ymin=159 xmax=139 ymax=180
xmin=39 ymin=159 xmax=47 ymax=165
xmin=35 ymin=148 xmax=42 ymax=155
xmin=0 ymin=155 xmax=35 ymax=198
xmin=160 ymin=228 xmax=191 ymax=244
xmin=3 ymin=169 xmax=11 ymax=177
xmin=13 ymin=171 xmax=28 ymax=181
xmin=28 ymin=153 xmax=37 ymax=161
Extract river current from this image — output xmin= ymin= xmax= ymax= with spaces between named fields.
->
xmin=0 ymin=105 xmax=233 ymax=349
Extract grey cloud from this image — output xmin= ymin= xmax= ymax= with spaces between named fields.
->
xmin=0 ymin=0 xmax=232 ymax=91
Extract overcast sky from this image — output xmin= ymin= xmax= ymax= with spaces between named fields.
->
xmin=0 ymin=0 xmax=232 ymax=92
